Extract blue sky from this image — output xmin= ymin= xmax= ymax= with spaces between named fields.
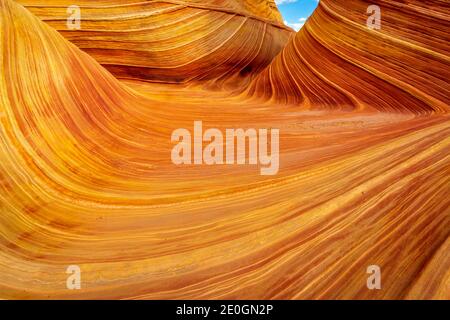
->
xmin=276 ymin=0 xmax=319 ymax=31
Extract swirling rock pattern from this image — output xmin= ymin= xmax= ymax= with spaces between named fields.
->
xmin=0 ymin=0 xmax=449 ymax=299
xmin=248 ymin=0 xmax=450 ymax=112
xmin=16 ymin=0 xmax=293 ymax=88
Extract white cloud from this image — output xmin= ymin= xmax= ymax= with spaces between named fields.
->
xmin=284 ymin=17 xmax=308 ymax=31
xmin=276 ymin=0 xmax=319 ymax=3
xmin=275 ymin=0 xmax=298 ymax=5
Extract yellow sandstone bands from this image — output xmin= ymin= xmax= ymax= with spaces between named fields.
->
xmin=16 ymin=0 xmax=293 ymax=88
xmin=0 ymin=0 xmax=449 ymax=299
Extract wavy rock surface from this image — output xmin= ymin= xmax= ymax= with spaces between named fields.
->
xmin=0 ymin=0 xmax=449 ymax=299
xmin=16 ymin=0 xmax=293 ymax=88
xmin=249 ymin=0 xmax=450 ymax=113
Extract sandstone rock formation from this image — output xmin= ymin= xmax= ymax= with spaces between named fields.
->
xmin=17 ymin=0 xmax=293 ymax=88
xmin=0 ymin=0 xmax=448 ymax=299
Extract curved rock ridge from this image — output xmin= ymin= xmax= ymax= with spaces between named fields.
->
xmin=248 ymin=0 xmax=450 ymax=113
xmin=18 ymin=0 xmax=285 ymax=22
xmin=16 ymin=0 xmax=293 ymax=87
xmin=0 ymin=0 xmax=449 ymax=300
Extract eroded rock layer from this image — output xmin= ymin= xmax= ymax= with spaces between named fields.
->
xmin=16 ymin=0 xmax=293 ymax=88
xmin=248 ymin=0 xmax=450 ymax=113
xmin=0 ymin=0 xmax=449 ymax=300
